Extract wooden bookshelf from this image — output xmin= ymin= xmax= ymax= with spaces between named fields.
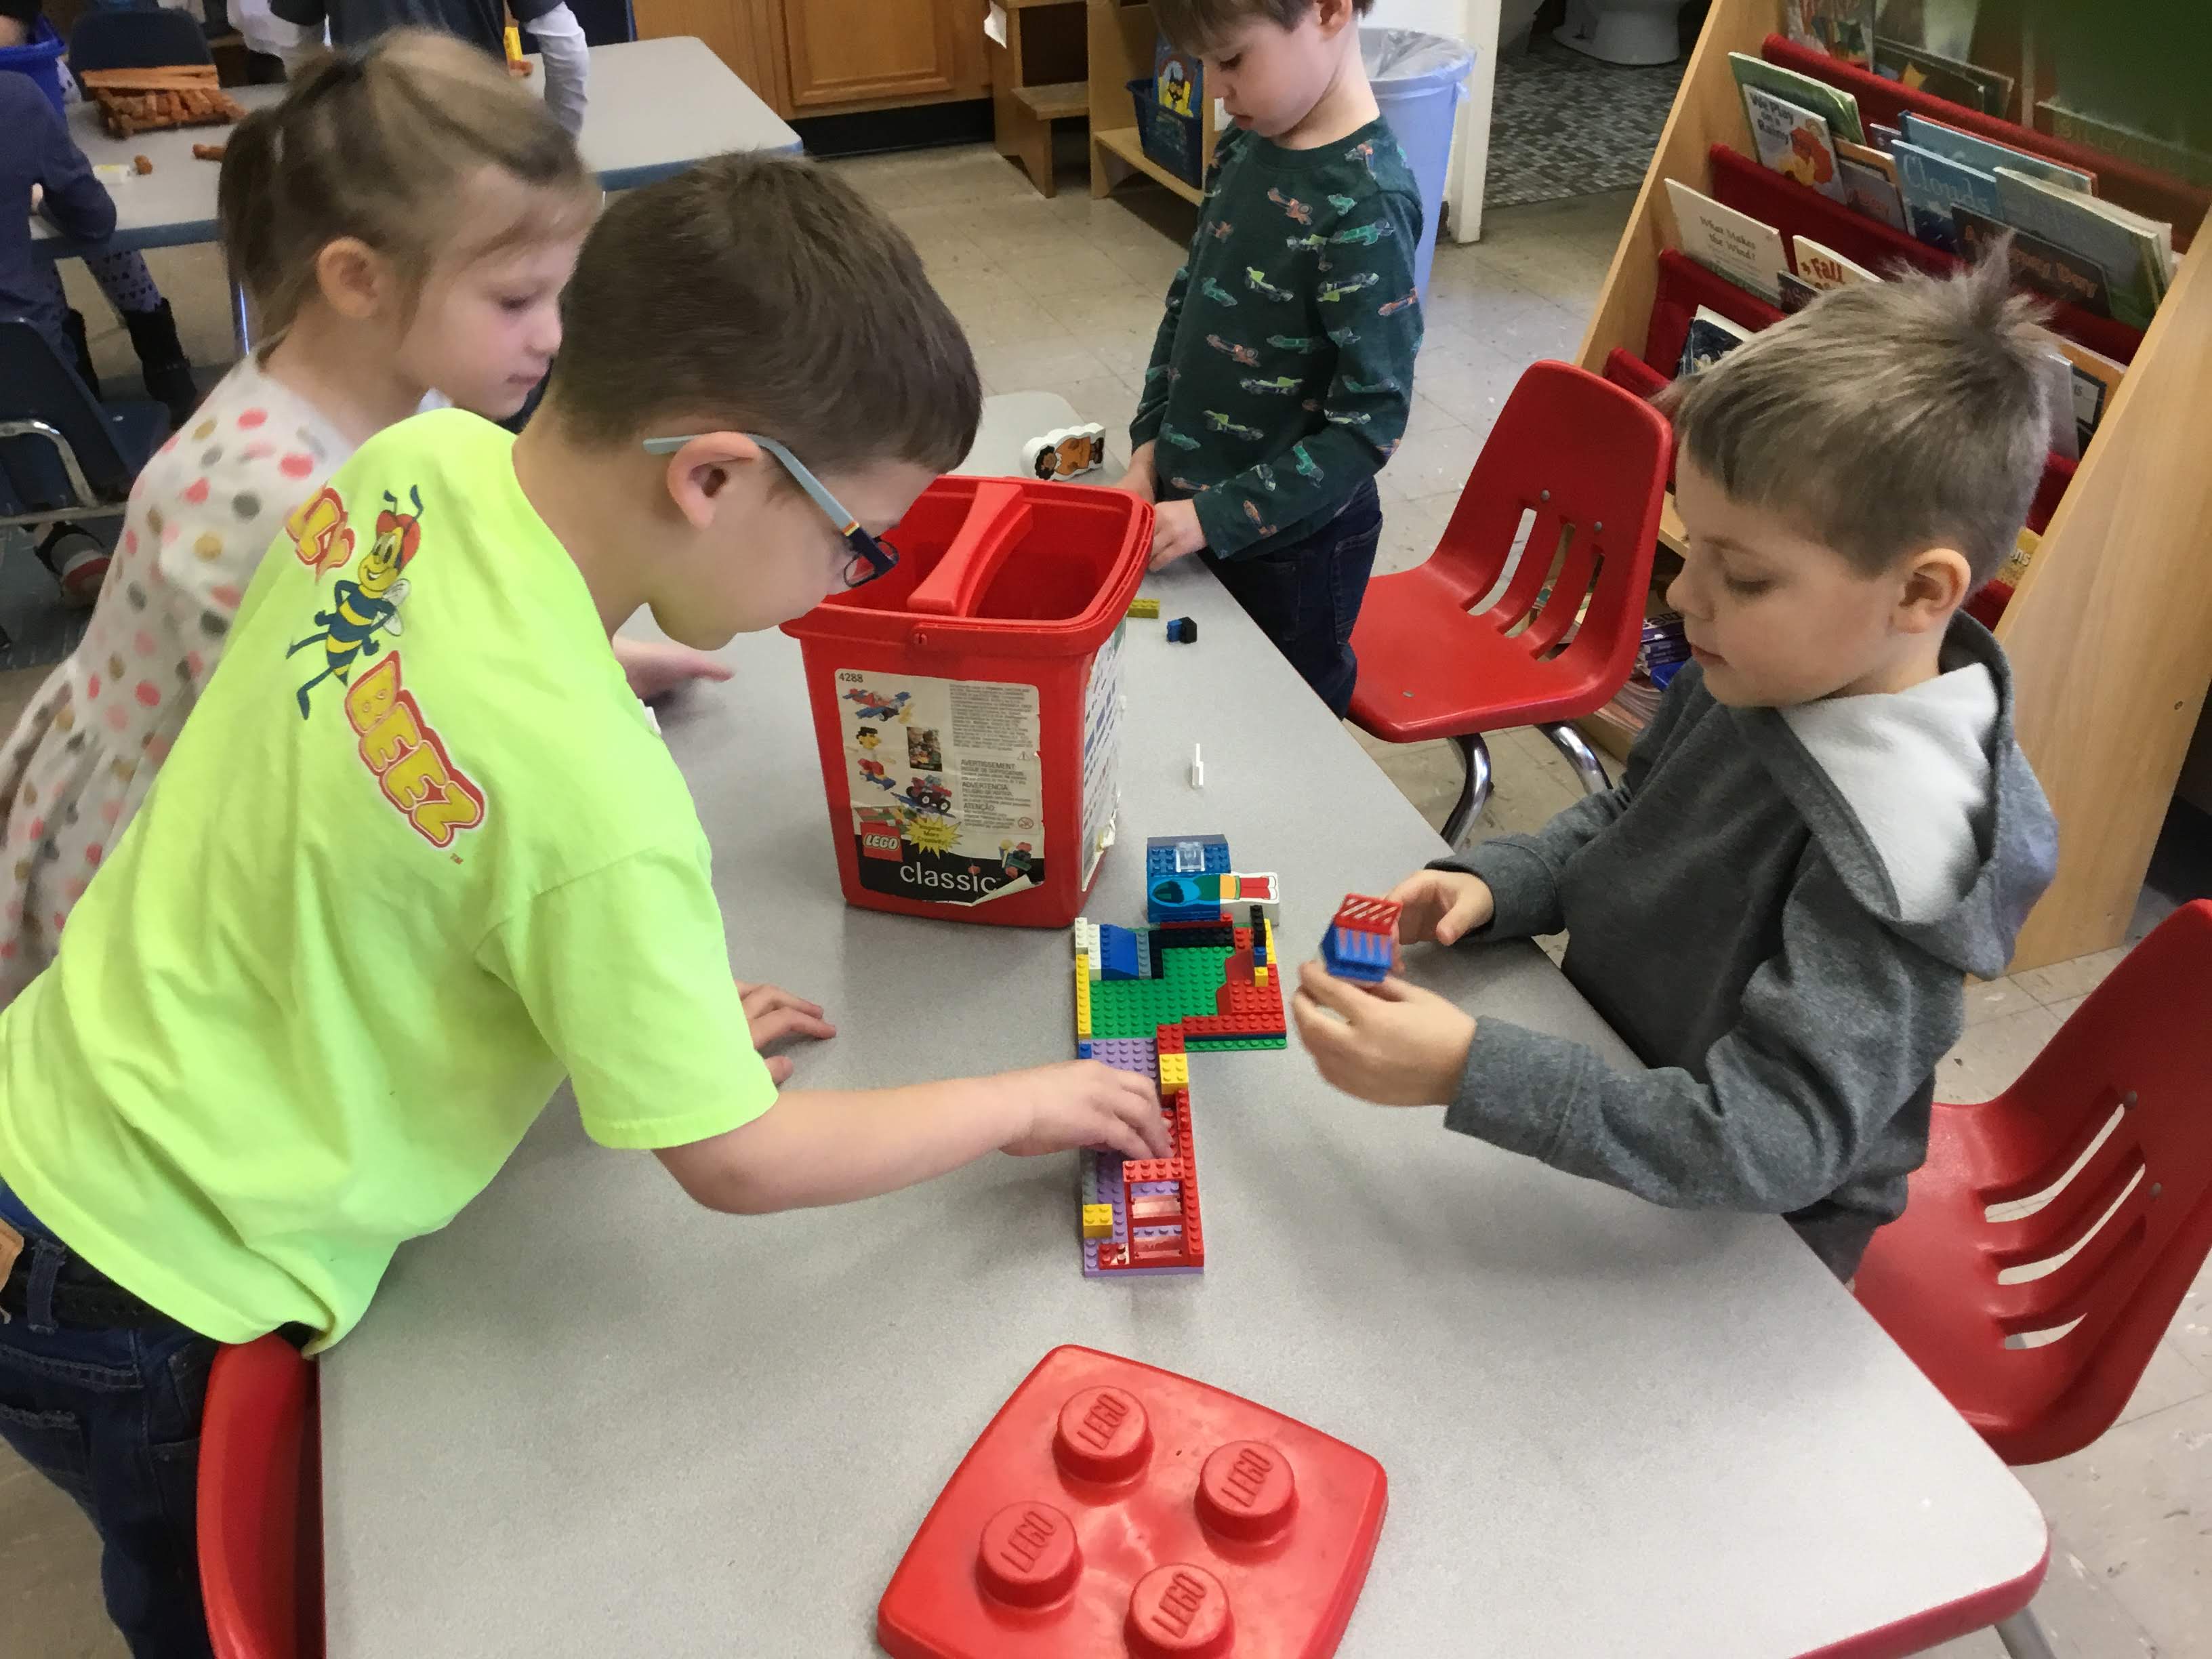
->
xmin=1087 ymin=0 xmax=1218 ymax=205
xmin=1578 ymin=0 xmax=2212 ymax=970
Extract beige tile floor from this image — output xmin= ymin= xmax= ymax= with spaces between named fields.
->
xmin=4 ymin=147 xmax=2207 ymax=1657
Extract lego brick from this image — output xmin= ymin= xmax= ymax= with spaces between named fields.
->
xmin=1185 ymin=1035 xmax=1290 ymax=1051
xmin=1153 ymin=1026 xmax=1184 ymax=1054
xmin=1321 ymin=923 xmax=1394 ymax=985
xmin=1332 ymin=894 xmax=1403 ymax=936
xmin=1077 ymin=1040 xmax=1092 ymax=1059
xmin=1157 ymin=1053 xmax=1189 ymax=1089
xmin=1165 ymin=617 xmax=1197 ymax=643
xmin=1255 ymin=964 xmax=1269 ymax=987
xmin=1080 ymin=1204 xmax=1115 ymax=1240
xmin=1097 ymin=924 xmax=1141 ymax=981
xmin=1126 ymin=596 xmax=1160 ymax=619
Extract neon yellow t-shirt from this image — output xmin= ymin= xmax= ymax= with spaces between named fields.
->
xmin=0 ymin=409 xmax=777 ymax=1350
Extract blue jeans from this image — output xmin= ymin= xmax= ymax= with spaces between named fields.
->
xmin=1200 ymin=478 xmax=1383 ymax=718
xmin=0 ymin=1177 xmax=217 ymax=1659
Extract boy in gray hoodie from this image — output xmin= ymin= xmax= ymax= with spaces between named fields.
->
xmin=1292 ymin=254 xmax=2060 ymax=1277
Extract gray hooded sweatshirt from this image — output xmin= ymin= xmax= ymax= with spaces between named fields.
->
xmin=1439 ymin=615 xmax=2058 ymax=1276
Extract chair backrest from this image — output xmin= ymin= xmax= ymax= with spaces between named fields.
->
xmin=70 ymin=5 xmax=214 ymax=73
xmin=0 ymin=318 xmax=134 ymax=509
xmin=1858 ymin=900 xmax=2212 ymax=1464
xmin=199 ymin=1334 xmax=324 ymax=1659
xmin=1427 ymin=360 xmax=1671 ymax=679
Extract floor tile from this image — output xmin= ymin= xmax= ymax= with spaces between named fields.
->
xmin=1963 ymin=976 xmax=2043 ymax=1028
xmin=2117 ymin=1340 xmax=2212 ymax=1429
xmin=971 ymin=336 xmax=1109 ymax=393
xmin=1938 ymin=1004 xmax=2066 ymax=1103
xmin=2013 ymin=948 xmax=2129 ymax=1008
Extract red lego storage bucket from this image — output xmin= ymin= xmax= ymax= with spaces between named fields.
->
xmin=781 ymin=476 xmax=1150 ymax=928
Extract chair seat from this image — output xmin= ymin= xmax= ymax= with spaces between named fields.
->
xmin=1348 ymin=563 xmax=1622 ymax=742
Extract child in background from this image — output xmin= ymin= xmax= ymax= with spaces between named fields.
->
xmin=1293 ymin=256 xmax=2060 ymax=1279
xmin=1124 ymin=0 xmax=1422 ymax=716
xmin=0 ymin=31 xmax=619 ymax=1008
xmin=263 ymin=0 xmax=590 ymax=135
xmin=0 ymin=152 xmax=1167 ymax=1655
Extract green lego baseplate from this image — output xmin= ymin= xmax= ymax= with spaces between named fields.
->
xmin=1085 ymin=945 xmax=1237 ymax=1038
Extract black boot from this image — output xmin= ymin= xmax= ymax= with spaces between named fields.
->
xmin=61 ymin=308 xmax=99 ymax=393
xmin=121 ymin=300 xmax=199 ymax=430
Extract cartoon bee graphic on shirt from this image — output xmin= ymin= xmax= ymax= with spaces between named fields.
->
xmin=287 ymin=487 xmax=422 ymax=718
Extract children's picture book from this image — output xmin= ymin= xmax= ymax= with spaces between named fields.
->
xmin=2034 ymin=350 xmax=2079 ymax=462
xmin=2037 ymin=100 xmax=2212 ymax=192
xmin=1728 ymin=51 xmax=1865 ymax=144
xmin=1877 ymin=0 xmax=1982 ymax=61
xmin=1154 ymin=35 xmax=1200 ymax=116
xmin=1950 ymin=206 xmax=2112 ymax=316
xmin=1867 ymin=121 xmax=1902 ymax=153
xmin=1784 ymin=0 xmax=1877 ymax=66
xmin=1835 ymin=139 xmax=1907 ymax=228
xmin=1891 ymin=139 xmax=2000 ymax=252
xmin=1744 ymin=84 xmax=1847 ymax=203
xmin=1791 ymin=235 xmax=1879 ymax=289
xmin=1778 ymin=270 xmax=1822 ymax=312
xmin=1666 ymin=178 xmax=1790 ymax=304
xmin=1678 ymin=306 xmax=1753 ymax=376
xmin=1994 ymin=167 xmax=2172 ymax=331
xmin=1898 ymin=112 xmax=2095 ymax=194
xmin=2053 ymin=337 xmax=2126 ymax=451
xmin=1873 ymin=35 xmax=2013 ymax=116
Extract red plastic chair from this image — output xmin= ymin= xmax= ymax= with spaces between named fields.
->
xmin=1856 ymin=901 xmax=2212 ymax=1656
xmin=198 ymin=1334 xmax=325 ymax=1659
xmin=1347 ymin=361 xmax=1671 ymax=846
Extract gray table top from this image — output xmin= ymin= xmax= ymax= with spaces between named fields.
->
xmin=319 ymin=423 xmax=2047 ymax=1656
xmin=33 ymin=36 xmax=798 ymax=256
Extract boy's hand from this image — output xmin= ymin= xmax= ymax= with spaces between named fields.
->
xmin=1000 ymin=1061 xmax=1173 ymax=1162
xmin=1385 ymin=868 xmax=1495 ymax=947
xmin=1119 ymin=443 xmax=1158 ymax=505
xmin=614 ymin=637 xmax=734 ymax=702
xmin=1292 ymin=962 xmax=1476 ymax=1107
xmin=1148 ymin=499 xmax=1206 ymax=571
xmin=736 ymin=980 xmax=836 ymax=1086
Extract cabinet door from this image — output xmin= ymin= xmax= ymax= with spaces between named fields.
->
xmin=634 ymin=0 xmax=783 ymax=104
xmin=779 ymin=0 xmax=985 ymax=110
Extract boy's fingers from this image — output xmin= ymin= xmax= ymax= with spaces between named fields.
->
xmin=740 ymin=984 xmax=827 ymax=1020
xmin=764 ymin=1054 xmax=794 ymax=1086
xmin=1296 ymin=960 xmax=1370 ymax=1018
xmin=1364 ymin=976 xmax=1416 ymax=1002
xmin=1290 ymin=988 xmax=1355 ymax=1059
xmin=1437 ymin=894 xmax=1483 ymax=945
xmin=747 ymin=1007 xmax=838 ymax=1047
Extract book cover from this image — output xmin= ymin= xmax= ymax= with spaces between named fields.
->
xmin=1728 ymin=51 xmax=1866 ymax=145
xmin=1678 ymin=306 xmax=1753 ymax=377
xmin=1873 ymin=35 xmax=2014 ymax=117
xmin=1744 ymin=85 xmax=1847 ymax=203
xmin=1792 ymin=235 xmax=1880 ymax=289
xmin=1891 ymin=139 xmax=2001 ymax=252
xmin=2035 ymin=350 xmax=2080 ymax=462
xmin=1836 ymin=141 xmax=1908 ymax=228
xmin=1868 ymin=121 xmax=1902 ymax=153
xmin=1778 ymin=271 xmax=1822 ymax=312
xmin=1784 ymin=1 xmax=1877 ymax=66
xmin=1665 ymin=179 xmax=1790 ymax=304
xmin=1877 ymin=0 xmax=1982 ymax=62
xmin=2038 ymin=100 xmax=2212 ymax=192
xmin=1950 ymin=205 xmax=2112 ymax=316
xmin=1994 ymin=166 xmax=2170 ymax=330
xmin=1898 ymin=111 xmax=2095 ymax=194
xmin=2053 ymin=337 xmax=2125 ymax=451
xmin=1153 ymin=36 xmax=1200 ymax=115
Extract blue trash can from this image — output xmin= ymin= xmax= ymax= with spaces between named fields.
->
xmin=0 ymin=18 xmax=69 ymax=119
xmin=1364 ymin=26 xmax=1476 ymax=301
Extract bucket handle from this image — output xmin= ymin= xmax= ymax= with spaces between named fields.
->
xmin=905 ymin=480 xmax=1034 ymax=621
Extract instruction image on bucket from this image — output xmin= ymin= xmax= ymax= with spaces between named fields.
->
xmin=836 ymin=669 xmax=1045 ymax=907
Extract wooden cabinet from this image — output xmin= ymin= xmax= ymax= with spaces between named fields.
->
xmin=638 ymin=0 xmax=989 ymax=119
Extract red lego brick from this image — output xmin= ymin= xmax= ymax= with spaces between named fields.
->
xmin=1120 ymin=1159 xmax=1184 ymax=1185
xmin=1153 ymin=1027 xmax=1185 ymax=1054
xmin=877 ymin=1346 xmax=1387 ymax=1659
xmin=1128 ymin=1192 xmax=1182 ymax=1226
xmin=1332 ymin=895 xmax=1401 ymax=937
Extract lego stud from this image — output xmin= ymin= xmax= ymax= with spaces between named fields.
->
xmin=1053 ymin=1387 xmax=1153 ymax=1483
xmin=1195 ymin=1440 xmax=1298 ymax=1542
xmin=1126 ymin=1563 xmax=1234 ymax=1658
xmin=975 ymin=1501 xmax=1084 ymax=1607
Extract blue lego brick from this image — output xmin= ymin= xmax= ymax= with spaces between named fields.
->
xmin=1078 ymin=1039 xmax=1093 ymax=1059
xmin=1097 ymin=924 xmax=1141 ymax=981
xmin=1145 ymin=834 xmax=1231 ymax=886
xmin=1322 ymin=922 xmax=1395 ymax=983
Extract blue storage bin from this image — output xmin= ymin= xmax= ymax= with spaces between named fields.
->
xmin=1126 ymin=77 xmax=1203 ymax=188
xmin=0 ymin=18 xmax=68 ymax=119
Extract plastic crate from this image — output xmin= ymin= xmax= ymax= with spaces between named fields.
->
xmin=1126 ymin=77 xmax=1202 ymax=188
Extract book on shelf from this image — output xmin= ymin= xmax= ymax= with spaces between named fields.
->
xmin=1836 ymin=140 xmax=1908 ymax=228
xmin=1868 ymin=121 xmax=1902 ymax=154
xmin=1782 ymin=1 xmax=1876 ymax=67
xmin=1792 ymin=234 xmax=1880 ymax=289
xmin=1950 ymin=206 xmax=2112 ymax=316
xmin=1729 ymin=51 xmax=1866 ymax=145
xmin=1873 ymin=35 xmax=2014 ymax=117
xmin=1877 ymin=0 xmax=1982 ymax=62
xmin=1679 ymin=306 xmax=1754 ymax=376
xmin=1898 ymin=111 xmax=2096 ymax=194
xmin=2053 ymin=337 xmax=2126 ymax=452
xmin=1744 ymin=85 xmax=1847 ymax=203
xmin=1778 ymin=270 xmax=1821 ymax=311
xmin=2034 ymin=350 xmax=2080 ymax=462
xmin=1892 ymin=139 xmax=2001 ymax=253
xmin=2036 ymin=100 xmax=2212 ymax=193
xmin=1994 ymin=167 xmax=2171 ymax=331
xmin=1995 ymin=523 xmax=2041 ymax=590
xmin=1665 ymin=179 xmax=1790 ymax=304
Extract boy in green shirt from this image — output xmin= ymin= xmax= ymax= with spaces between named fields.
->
xmin=1125 ymin=0 xmax=1425 ymax=716
xmin=0 ymin=156 xmax=1166 ymax=1654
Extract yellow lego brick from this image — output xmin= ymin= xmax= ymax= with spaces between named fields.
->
xmin=1254 ymin=964 xmax=1270 ymax=988
xmin=1158 ymin=1053 xmax=1189 ymax=1089
xmin=1264 ymin=917 xmax=1277 ymax=960
xmin=1127 ymin=597 xmax=1160 ymax=619
xmin=1082 ymin=1204 xmax=1115 ymax=1240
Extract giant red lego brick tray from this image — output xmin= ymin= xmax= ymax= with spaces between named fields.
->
xmin=878 ymin=1345 xmax=1388 ymax=1659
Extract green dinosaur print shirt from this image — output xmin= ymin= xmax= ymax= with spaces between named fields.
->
xmin=1130 ymin=117 xmax=1424 ymax=558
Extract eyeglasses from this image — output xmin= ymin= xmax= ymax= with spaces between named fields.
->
xmin=642 ymin=432 xmax=899 ymax=590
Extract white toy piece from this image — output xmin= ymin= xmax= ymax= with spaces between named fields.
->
xmin=1022 ymin=424 xmax=1108 ymax=481
xmin=1189 ymin=743 xmax=1204 ymax=789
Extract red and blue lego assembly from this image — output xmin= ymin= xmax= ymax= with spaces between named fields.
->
xmin=1319 ymin=895 xmax=1401 ymax=986
xmin=1075 ymin=836 xmax=1286 ymax=1277
xmin=877 ymin=1345 xmax=1389 ymax=1659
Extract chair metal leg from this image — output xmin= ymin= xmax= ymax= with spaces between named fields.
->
xmin=1441 ymin=732 xmax=1493 ymax=851
xmin=1996 ymin=1605 xmax=2059 ymax=1659
xmin=1538 ymin=722 xmax=1611 ymax=796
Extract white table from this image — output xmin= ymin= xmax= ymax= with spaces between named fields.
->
xmin=32 ymin=37 xmax=800 ymax=345
xmin=316 ymin=412 xmax=2049 ymax=1656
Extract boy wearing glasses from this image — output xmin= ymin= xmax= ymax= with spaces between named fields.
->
xmin=0 ymin=152 xmax=1169 ymax=1525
